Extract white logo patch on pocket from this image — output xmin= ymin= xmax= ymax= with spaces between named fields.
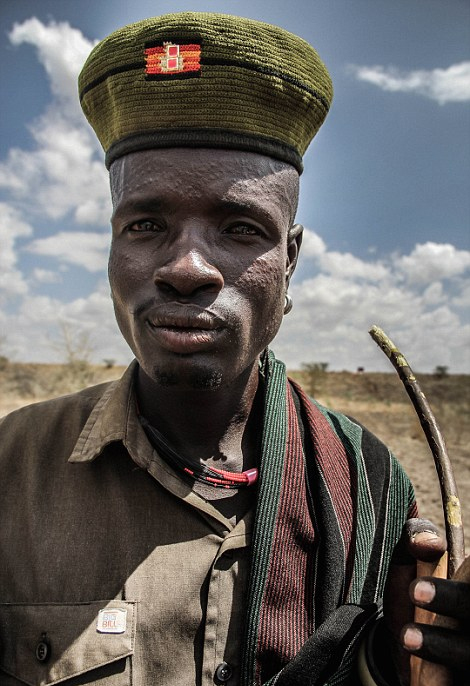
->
xmin=96 ymin=608 xmax=127 ymax=633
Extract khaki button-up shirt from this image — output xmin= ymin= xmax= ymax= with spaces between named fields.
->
xmin=0 ymin=362 xmax=253 ymax=686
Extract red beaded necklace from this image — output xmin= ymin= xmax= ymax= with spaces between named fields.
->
xmin=140 ymin=415 xmax=259 ymax=489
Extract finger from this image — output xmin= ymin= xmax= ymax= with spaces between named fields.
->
xmin=410 ymin=577 xmax=470 ymax=622
xmin=385 ymin=520 xmax=422 ymax=643
xmin=401 ymin=622 xmax=470 ymax=672
xmin=404 ymin=518 xmax=447 ymax=563
xmin=384 ymin=517 xmax=448 ymax=681
xmin=383 ymin=555 xmax=417 ymax=681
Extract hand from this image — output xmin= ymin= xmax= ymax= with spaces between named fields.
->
xmin=384 ymin=518 xmax=470 ymax=685
xmin=402 ymin=558 xmax=470 ymax=685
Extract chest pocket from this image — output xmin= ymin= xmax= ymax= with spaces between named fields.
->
xmin=0 ymin=600 xmax=135 ymax=686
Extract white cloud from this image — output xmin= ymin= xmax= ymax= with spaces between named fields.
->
xmin=0 ymin=203 xmax=32 ymax=299
xmin=9 ymin=17 xmax=96 ymax=119
xmin=0 ymin=116 xmax=111 ymax=225
xmin=452 ymin=283 xmax=470 ymax=309
xmin=318 ymin=250 xmax=389 ymax=282
xmin=397 ymin=242 xmax=470 ymax=284
xmin=299 ymin=229 xmax=326 ymax=257
xmin=27 ymin=231 xmax=110 ymax=272
xmin=31 ymin=268 xmax=62 ymax=284
xmin=422 ymin=281 xmax=444 ymax=306
xmin=0 ymin=19 xmax=110 ymax=226
xmin=0 ymin=285 xmax=131 ymax=365
xmin=273 ymin=230 xmax=470 ymax=373
xmin=349 ymin=61 xmax=470 ymax=104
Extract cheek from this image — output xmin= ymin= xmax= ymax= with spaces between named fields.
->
xmin=236 ymin=251 xmax=286 ymax=334
xmin=108 ymin=243 xmax=149 ymax=302
xmin=242 ymin=249 xmax=286 ymax=299
xmin=108 ymin=244 xmax=152 ymax=351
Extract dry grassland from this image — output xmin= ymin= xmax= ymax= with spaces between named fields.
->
xmin=1 ymin=361 xmax=469 ymax=542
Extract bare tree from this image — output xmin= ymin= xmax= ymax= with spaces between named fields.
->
xmin=0 ymin=335 xmax=9 ymax=370
xmin=50 ymin=321 xmax=95 ymax=388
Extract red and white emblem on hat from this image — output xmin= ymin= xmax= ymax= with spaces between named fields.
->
xmin=145 ymin=41 xmax=202 ymax=77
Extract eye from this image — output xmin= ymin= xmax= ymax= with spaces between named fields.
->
xmin=128 ymin=219 xmax=163 ymax=233
xmin=222 ymin=223 xmax=261 ymax=236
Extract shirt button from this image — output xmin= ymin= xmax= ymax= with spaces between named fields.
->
xmin=35 ymin=636 xmax=50 ymax=663
xmin=214 ymin=661 xmax=233 ymax=683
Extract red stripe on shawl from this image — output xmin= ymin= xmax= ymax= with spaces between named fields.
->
xmin=408 ymin=500 xmax=419 ymax=519
xmin=290 ymin=380 xmax=357 ymax=598
xmin=255 ymin=383 xmax=316 ymax=682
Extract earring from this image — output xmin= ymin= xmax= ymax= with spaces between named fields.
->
xmin=284 ymin=293 xmax=293 ymax=315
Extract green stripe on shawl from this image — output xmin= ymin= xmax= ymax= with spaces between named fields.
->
xmin=241 ymin=351 xmax=288 ymax=685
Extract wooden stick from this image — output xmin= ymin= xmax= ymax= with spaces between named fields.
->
xmin=368 ymin=325 xmax=465 ymax=577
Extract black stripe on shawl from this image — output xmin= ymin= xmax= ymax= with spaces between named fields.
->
xmin=356 ymin=425 xmax=394 ymax=603
xmin=274 ymin=603 xmax=380 ymax=686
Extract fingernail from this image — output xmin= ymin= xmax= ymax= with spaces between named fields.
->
xmin=412 ymin=531 xmax=439 ymax=544
xmin=403 ymin=627 xmax=423 ymax=651
xmin=413 ymin=580 xmax=435 ymax=604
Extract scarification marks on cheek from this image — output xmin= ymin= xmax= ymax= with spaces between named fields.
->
xmin=234 ymin=251 xmax=286 ymax=348
xmin=108 ymin=247 xmax=149 ymax=309
xmin=234 ymin=249 xmax=286 ymax=291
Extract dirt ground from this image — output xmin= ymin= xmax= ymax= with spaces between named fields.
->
xmin=1 ymin=362 xmax=469 ymax=549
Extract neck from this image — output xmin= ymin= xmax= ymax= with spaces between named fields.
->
xmin=136 ymin=360 xmax=263 ymax=473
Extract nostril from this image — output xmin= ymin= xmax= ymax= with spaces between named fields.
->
xmin=154 ymin=252 xmax=224 ymax=296
xmin=156 ymin=280 xmax=223 ymax=301
xmin=156 ymin=281 xmax=179 ymax=297
xmin=156 ymin=280 xmax=220 ymax=299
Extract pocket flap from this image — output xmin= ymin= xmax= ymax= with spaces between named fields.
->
xmin=0 ymin=600 xmax=135 ymax=686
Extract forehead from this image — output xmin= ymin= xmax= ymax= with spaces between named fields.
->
xmin=110 ymin=148 xmax=299 ymax=219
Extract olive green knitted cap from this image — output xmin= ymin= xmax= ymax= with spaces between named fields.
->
xmin=78 ymin=12 xmax=333 ymax=173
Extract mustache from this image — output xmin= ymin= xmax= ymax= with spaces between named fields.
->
xmin=134 ymin=300 xmax=226 ymax=328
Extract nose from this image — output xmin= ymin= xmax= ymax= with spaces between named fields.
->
xmin=154 ymin=246 xmax=224 ymax=299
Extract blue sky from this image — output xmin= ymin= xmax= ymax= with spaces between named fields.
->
xmin=1 ymin=0 xmax=469 ymax=372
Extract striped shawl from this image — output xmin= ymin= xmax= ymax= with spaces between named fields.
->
xmin=241 ymin=351 xmax=417 ymax=685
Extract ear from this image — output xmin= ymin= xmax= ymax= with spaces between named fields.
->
xmin=286 ymin=223 xmax=303 ymax=285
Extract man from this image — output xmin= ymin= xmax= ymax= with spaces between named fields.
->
xmin=0 ymin=12 xmax=468 ymax=686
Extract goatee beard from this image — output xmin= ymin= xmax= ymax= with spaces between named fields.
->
xmin=152 ymin=367 xmax=223 ymax=390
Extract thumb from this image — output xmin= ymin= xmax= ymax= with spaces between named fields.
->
xmin=404 ymin=518 xmax=447 ymax=564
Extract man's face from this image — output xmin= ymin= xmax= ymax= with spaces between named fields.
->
xmin=109 ymin=148 xmax=300 ymax=390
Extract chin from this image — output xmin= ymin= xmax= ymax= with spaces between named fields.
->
xmin=146 ymin=358 xmax=225 ymax=391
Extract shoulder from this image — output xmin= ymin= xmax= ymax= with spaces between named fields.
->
xmin=319 ymin=401 xmax=392 ymax=463
xmin=0 ymin=382 xmax=115 ymax=460
xmin=299 ymin=390 xmax=412 ymax=491
xmin=302 ymin=395 xmax=416 ymax=520
xmin=1 ymin=381 xmax=113 ymax=427
xmin=323 ymin=401 xmax=414 ymax=498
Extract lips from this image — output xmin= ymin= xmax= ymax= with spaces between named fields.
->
xmin=149 ymin=309 xmax=223 ymax=330
xmin=144 ymin=305 xmax=226 ymax=354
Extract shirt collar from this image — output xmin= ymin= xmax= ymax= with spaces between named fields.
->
xmin=68 ymin=360 xmax=154 ymax=469
xmin=68 ymin=360 xmax=255 ymax=536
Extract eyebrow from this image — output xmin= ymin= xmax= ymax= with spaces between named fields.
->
xmin=112 ymin=195 xmax=283 ymax=225
xmin=215 ymin=198 xmax=280 ymax=225
xmin=112 ymin=197 xmax=165 ymax=219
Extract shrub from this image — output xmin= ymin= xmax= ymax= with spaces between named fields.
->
xmin=301 ymin=362 xmax=329 ymax=396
